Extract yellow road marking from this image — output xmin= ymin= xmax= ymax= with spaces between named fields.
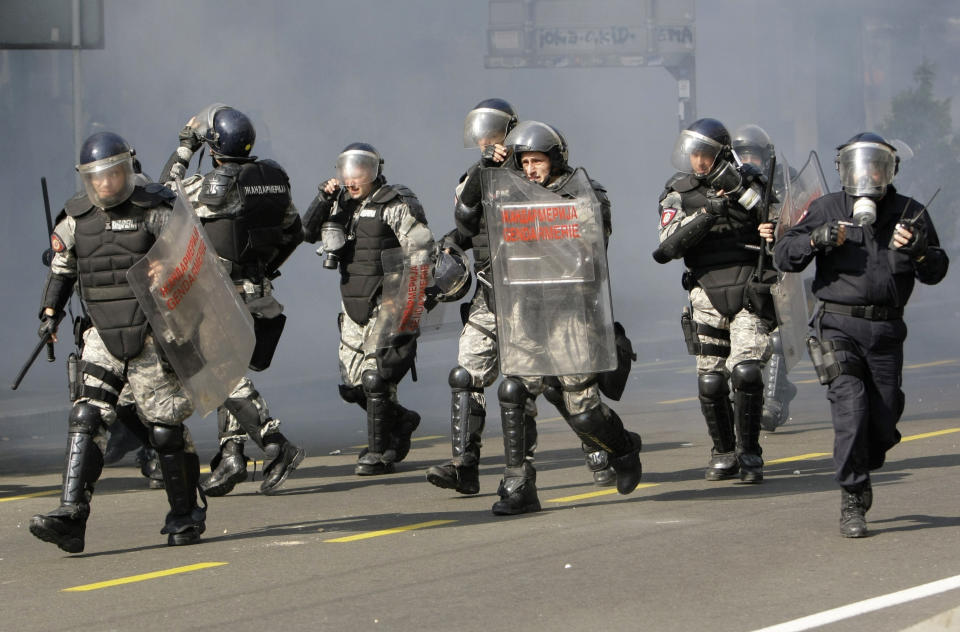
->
xmin=658 ymin=396 xmax=698 ymax=404
xmin=906 ymin=359 xmax=956 ymax=369
xmin=199 ymin=460 xmax=262 ymax=474
xmin=548 ymin=483 xmax=660 ymax=503
xmin=0 ymin=489 xmax=60 ymax=502
xmin=349 ymin=435 xmax=444 ymax=450
xmin=767 ymin=453 xmax=830 ymax=465
xmin=62 ymin=562 xmax=228 ymax=592
xmin=902 ymin=428 xmax=960 ymax=442
xmin=324 ymin=519 xmax=454 ymax=542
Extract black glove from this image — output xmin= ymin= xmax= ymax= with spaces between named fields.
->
xmin=177 ymin=125 xmax=203 ymax=151
xmin=480 ymin=145 xmax=503 ymax=168
xmin=893 ymin=222 xmax=928 ymax=259
xmin=703 ymin=194 xmax=728 ymax=217
xmin=810 ymin=221 xmax=845 ymax=251
xmin=38 ymin=313 xmax=59 ymax=340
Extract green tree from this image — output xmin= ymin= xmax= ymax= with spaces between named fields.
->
xmin=878 ymin=59 xmax=959 ymax=245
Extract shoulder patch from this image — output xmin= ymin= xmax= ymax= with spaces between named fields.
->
xmin=51 ymin=232 xmax=66 ymax=252
xmin=198 ymin=164 xmax=241 ymax=208
xmin=660 ymin=208 xmax=678 ymax=226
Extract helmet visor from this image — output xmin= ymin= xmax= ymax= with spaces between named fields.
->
xmin=837 ymin=142 xmax=896 ymax=197
xmin=336 ymin=150 xmax=380 ymax=185
xmin=463 ymin=108 xmax=513 ymax=148
xmin=78 ymin=154 xmax=135 ymax=208
xmin=671 ymin=130 xmax=723 ymax=175
xmin=194 ymin=102 xmax=230 ymax=143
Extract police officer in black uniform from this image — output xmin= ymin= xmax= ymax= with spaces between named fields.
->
xmin=160 ymin=106 xmax=305 ymax=496
xmin=732 ymin=124 xmax=798 ymax=431
xmin=774 ymin=132 xmax=948 ymax=537
xmin=654 ymin=118 xmax=777 ymax=483
xmin=302 ymin=144 xmax=433 ymax=475
xmin=30 ymin=132 xmax=206 ymax=552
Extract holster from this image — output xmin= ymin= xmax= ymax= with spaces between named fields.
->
xmin=67 ymin=352 xmax=81 ymax=402
xmin=806 ymin=336 xmax=844 ymax=385
xmin=597 ymin=321 xmax=637 ymax=401
xmin=680 ymin=307 xmax=698 ymax=355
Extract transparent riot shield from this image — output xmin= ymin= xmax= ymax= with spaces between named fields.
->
xmin=481 ymin=168 xmax=616 ymax=376
xmin=126 ymin=180 xmax=255 ymax=416
xmin=772 ymin=151 xmax=829 ymax=371
xmin=373 ymin=243 xmax=434 ymax=349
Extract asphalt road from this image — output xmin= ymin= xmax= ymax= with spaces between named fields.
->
xmin=2 ymin=318 xmax=959 ymax=631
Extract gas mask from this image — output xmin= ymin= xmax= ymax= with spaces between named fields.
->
xmin=706 ymin=160 xmax=764 ymax=210
xmin=320 ymin=221 xmax=348 ymax=270
xmin=836 ymin=139 xmax=898 ymax=226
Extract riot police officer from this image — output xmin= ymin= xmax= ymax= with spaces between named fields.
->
xmin=160 ymin=105 xmax=305 ymax=496
xmin=654 ymin=118 xmax=777 ymax=484
xmin=774 ymin=132 xmax=948 ymax=537
xmin=732 ymin=124 xmax=798 ymax=431
xmin=30 ymin=132 xmax=205 ymax=552
xmin=302 ymin=143 xmax=434 ymax=475
xmin=487 ymin=121 xmax=642 ymax=515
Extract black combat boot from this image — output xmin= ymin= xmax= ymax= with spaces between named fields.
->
xmin=427 ymin=370 xmax=485 ymax=494
xmin=566 ymin=405 xmax=642 ymax=495
xmin=732 ymin=361 xmax=764 ymax=483
xmin=356 ymin=371 xmax=397 ymax=475
xmin=840 ymin=488 xmax=868 ymax=538
xmin=389 ymin=403 xmax=421 ymax=463
xmin=30 ymin=403 xmax=104 ymax=554
xmin=699 ymin=372 xmax=739 ymax=480
xmin=200 ymin=439 xmax=248 ymax=496
xmin=492 ymin=378 xmax=540 ymax=515
xmin=583 ymin=443 xmax=616 ymax=487
xmin=158 ymin=450 xmax=206 ymax=546
xmin=259 ymin=433 xmax=305 ymax=495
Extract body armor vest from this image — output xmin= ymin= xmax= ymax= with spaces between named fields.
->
xmin=199 ymin=160 xmax=292 ymax=280
xmin=339 ymin=194 xmax=401 ymax=325
xmin=73 ymin=200 xmax=155 ymax=359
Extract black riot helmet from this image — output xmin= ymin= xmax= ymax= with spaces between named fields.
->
xmin=432 ymin=244 xmax=472 ymax=302
xmin=76 ymin=131 xmax=137 ymax=208
xmin=671 ymin=118 xmax=731 ymax=177
xmin=505 ymin=120 xmax=569 ymax=174
xmin=204 ymin=107 xmax=256 ymax=160
xmin=336 ymin=142 xmax=384 ymax=184
xmin=732 ymin=124 xmax=774 ymax=171
xmin=463 ymin=98 xmax=518 ymax=148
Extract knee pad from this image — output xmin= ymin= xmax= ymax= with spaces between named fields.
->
xmin=449 ymin=366 xmax=474 ymax=391
xmin=361 ymin=370 xmax=389 ymax=396
xmin=498 ymin=377 xmax=529 ymax=408
xmin=149 ymin=424 xmax=185 ymax=453
xmin=769 ymin=330 xmax=784 ymax=355
xmin=697 ymin=372 xmax=729 ymax=399
xmin=541 ymin=377 xmax=564 ymax=410
xmin=68 ymin=402 xmax=103 ymax=434
xmin=338 ymin=383 xmax=365 ymax=405
xmin=732 ymin=360 xmax=764 ymax=393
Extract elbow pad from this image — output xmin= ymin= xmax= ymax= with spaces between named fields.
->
xmin=653 ymin=212 xmax=717 ymax=264
xmin=454 ymin=199 xmax=483 ymax=237
xmin=40 ymin=273 xmax=74 ymax=317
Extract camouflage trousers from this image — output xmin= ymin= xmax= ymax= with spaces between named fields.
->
xmin=689 ymin=286 xmax=772 ymax=375
xmin=78 ymin=326 xmax=196 ymax=454
xmin=457 ymin=289 xmax=499 ymax=409
xmin=338 ymin=302 xmax=398 ymax=401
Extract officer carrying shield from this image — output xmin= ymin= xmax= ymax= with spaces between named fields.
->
xmin=653 ymin=118 xmax=778 ymax=484
xmin=161 ymin=105 xmax=306 ymax=496
xmin=483 ymin=121 xmax=642 ymax=515
xmin=30 ymin=132 xmax=206 ymax=552
xmin=302 ymin=143 xmax=434 ymax=475
xmin=732 ymin=124 xmax=798 ymax=431
xmin=774 ymin=132 xmax=948 ymax=537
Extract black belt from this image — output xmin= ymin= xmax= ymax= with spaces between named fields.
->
xmin=821 ymin=301 xmax=903 ymax=321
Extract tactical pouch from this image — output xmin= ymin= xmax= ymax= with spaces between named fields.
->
xmin=249 ymin=313 xmax=286 ymax=372
xmin=376 ymin=333 xmax=418 ymax=383
xmin=806 ymin=336 xmax=842 ymax=385
xmin=680 ymin=307 xmax=698 ymax=355
xmin=67 ymin=352 xmax=81 ymax=402
xmin=597 ymin=321 xmax=637 ymax=401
